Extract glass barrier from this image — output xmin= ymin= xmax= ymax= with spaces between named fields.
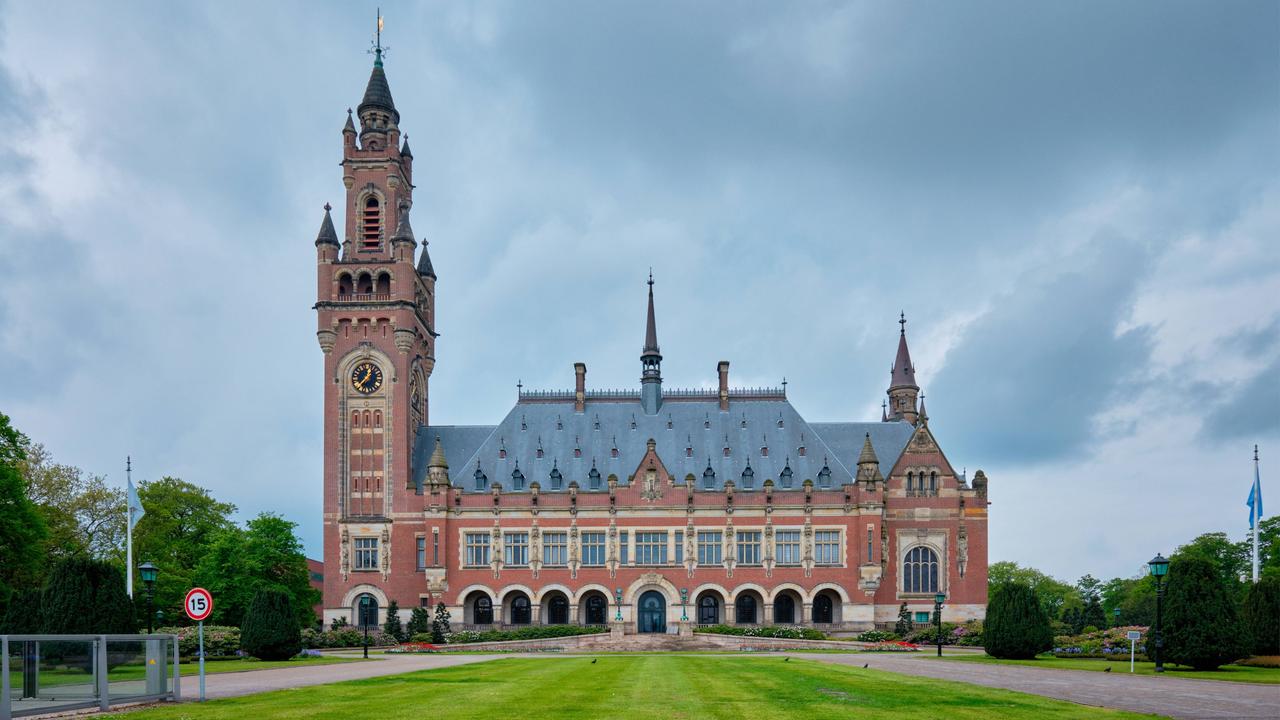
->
xmin=1 ymin=635 xmax=177 ymax=719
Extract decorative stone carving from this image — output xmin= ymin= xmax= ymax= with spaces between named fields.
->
xmin=380 ymin=526 xmax=391 ymax=580
xmin=317 ymin=329 xmax=337 ymax=354
xmin=340 ymin=526 xmax=350 ymax=581
xmin=393 ymin=327 xmax=416 ymax=354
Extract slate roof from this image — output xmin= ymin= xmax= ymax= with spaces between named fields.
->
xmin=358 ymin=64 xmax=399 ymax=124
xmin=412 ymin=398 xmax=915 ymax=493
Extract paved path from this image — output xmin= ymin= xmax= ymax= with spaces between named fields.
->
xmin=804 ymin=652 xmax=1280 ymax=719
xmin=176 ymin=654 xmax=503 ymax=701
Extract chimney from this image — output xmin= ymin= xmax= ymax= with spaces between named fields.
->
xmin=718 ymin=361 xmax=730 ymax=412
xmin=574 ymin=362 xmax=587 ymax=413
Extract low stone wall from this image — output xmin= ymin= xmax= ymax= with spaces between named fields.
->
xmin=433 ymin=632 xmax=875 ymax=653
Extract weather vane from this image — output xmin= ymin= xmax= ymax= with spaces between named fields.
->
xmin=370 ymin=8 xmax=389 ymax=67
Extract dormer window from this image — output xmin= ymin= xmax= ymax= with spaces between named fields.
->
xmin=741 ymin=462 xmax=754 ymax=490
xmin=549 ymin=463 xmax=563 ymax=491
xmin=818 ymin=463 xmax=832 ymax=489
xmin=780 ymin=462 xmax=794 ymax=489
xmin=473 ymin=463 xmax=487 ymax=492
xmin=589 ymin=463 xmax=601 ymax=490
xmin=511 ymin=464 xmax=525 ymax=491
xmin=702 ymin=462 xmax=716 ymax=489
xmin=361 ymin=196 xmax=381 ymax=250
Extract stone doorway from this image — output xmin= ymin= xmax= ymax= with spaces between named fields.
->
xmin=637 ymin=590 xmax=667 ymax=634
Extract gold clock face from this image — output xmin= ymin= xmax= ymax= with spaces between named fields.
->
xmin=350 ymin=362 xmax=384 ymax=394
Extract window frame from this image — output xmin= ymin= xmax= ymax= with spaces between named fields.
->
xmin=464 ymin=532 xmax=491 ymax=567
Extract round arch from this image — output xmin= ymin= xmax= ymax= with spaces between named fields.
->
xmin=496 ymin=584 xmax=537 ymax=605
xmin=622 ymin=576 xmax=679 ymax=605
xmin=452 ymin=584 xmax=496 ymax=606
xmin=766 ymin=582 xmax=808 ymax=604
xmin=727 ymin=582 xmax=769 ymax=603
xmin=809 ymin=582 xmax=852 ymax=604
xmin=340 ymin=583 xmax=388 ymax=609
xmin=571 ymin=583 xmax=615 ymax=606
xmin=533 ymin=583 xmax=576 ymax=604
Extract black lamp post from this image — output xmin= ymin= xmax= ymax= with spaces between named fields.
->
xmin=360 ymin=595 xmax=373 ymax=659
xmin=1148 ymin=554 xmax=1169 ymax=673
xmin=1113 ymin=607 xmax=1121 ymax=628
xmin=680 ymin=588 xmax=689 ymax=622
xmin=933 ymin=592 xmax=946 ymax=657
xmin=614 ymin=587 xmax=624 ymax=622
xmin=138 ymin=562 xmax=159 ymax=634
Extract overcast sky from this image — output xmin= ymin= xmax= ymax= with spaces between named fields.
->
xmin=1 ymin=1 xmax=1276 ymax=583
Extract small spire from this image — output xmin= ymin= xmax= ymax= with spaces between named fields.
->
xmin=400 ymin=135 xmax=413 ymax=158
xmin=390 ymin=199 xmax=415 ymax=244
xmin=881 ymin=399 xmax=888 ymax=422
xmin=343 ymin=109 xmax=356 ymax=133
xmin=417 ymin=237 xmax=436 ymax=278
xmin=315 ymin=203 xmax=339 ymax=247
xmin=918 ymin=392 xmax=928 ymax=424
xmin=890 ymin=313 xmax=918 ymax=389
xmin=428 ymin=434 xmax=448 ymax=469
xmin=642 ymin=272 xmax=661 ymax=358
xmin=858 ymin=432 xmax=879 ymax=465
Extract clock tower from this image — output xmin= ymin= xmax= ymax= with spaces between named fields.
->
xmin=314 ymin=36 xmax=436 ymax=620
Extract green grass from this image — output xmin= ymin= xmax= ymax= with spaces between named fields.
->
xmin=938 ymin=654 xmax=1280 ymax=684
xmin=7 ymin=655 xmax=365 ymax=688
xmin=122 ymin=656 xmax=1159 ymax=719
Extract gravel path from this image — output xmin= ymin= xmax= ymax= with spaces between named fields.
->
xmin=805 ymin=652 xmax=1279 ymax=719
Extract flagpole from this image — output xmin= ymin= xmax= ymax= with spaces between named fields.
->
xmin=1254 ymin=445 xmax=1260 ymax=584
xmin=126 ymin=456 xmax=134 ymax=598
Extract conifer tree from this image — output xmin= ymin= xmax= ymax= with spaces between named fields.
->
xmin=40 ymin=557 xmax=134 ymax=634
xmin=983 ymin=582 xmax=1052 ymax=659
xmin=431 ymin=601 xmax=452 ymax=644
xmin=1242 ymin=575 xmax=1279 ymax=656
xmin=1163 ymin=555 xmax=1248 ymax=669
xmin=240 ymin=588 xmax=302 ymax=661
xmin=383 ymin=600 xmax=406 ymax=642
xmin=406 ymin=606 xmax=432 ymax=638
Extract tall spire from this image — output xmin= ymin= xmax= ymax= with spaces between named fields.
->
xmin=358 ymin=9 xmax=399 ymax=127
xmin=887 ymin=312 xmax=920 ymax=424
xmin=640 ymin=271 xmax=663 ymax=415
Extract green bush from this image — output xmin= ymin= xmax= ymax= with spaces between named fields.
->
xmin=445 ymin=625 xmax=608 ymax=644
xmin=984 ymin=582 xmax=1053 ymax=659
xmin=156 ymin=625 xmax=242 ymax=659
xmin=432 ymin=602 xmax=452 ymax=644
xmin=1162 ymin=555 xmax=1248 ymax=669
xmin=383 ymin=600 xmax=407 ymax=642
xmin=406 ymin=607 xmax=432 ymax=638
xmin=1052 ymin=626 xmax=1148 ymax=659
xmin=1242 ymin=576 xmax=1279 ymax=656
xmin=40 ymin=557 xmax=135 ymax=634
xmin=856 ymin=630 xmax=897 ymax=642
xmin=894 ymin=602 xmax=913 ymax=637
xmin=0 ymin=589 xmax=42 ymax=634
xmin=693 ymin=624 xmax=827 ymax=640
xmin=240 ymin=588 xmax=302 ymax=661
xmin=301 ymin=627 xmax=396 ymax=648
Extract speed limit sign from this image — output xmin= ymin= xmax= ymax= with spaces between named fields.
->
xmin=185 ymin=587 xmax=214 ymax=622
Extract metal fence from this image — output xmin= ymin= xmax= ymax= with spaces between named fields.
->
xmin=1 ymin=634 xmax=179 ymax=719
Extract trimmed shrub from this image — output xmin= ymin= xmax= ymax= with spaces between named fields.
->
xmin=156 ymin=625 xmax=242 ymax=659
xmin=984 ymin=582 xmax=1053 ymax=659
xmin=301 ymin=627 xmax=395 ymax=649
xmin=1162 ymin=555 xmax=1248 ymax=670
xmin=240 ymin=588 xmax=302 ymax=661
xmin=445 ymin=625 xmax=608 ymax=644
xmin=1242 ymin=576 xmax=1279 ymax=656
xmin=406 ymin=607 xmax=432 ymax=638
xmin=40 ymin=557 xmax=135 ymax=634
xmin=894 ymin=602 xmax=913 ymax=637
xmin=383 ymin=600 xmax=407 ymax=642
xmin=693 ymin=624 xmax=827 ymax=640
xmin=432 ymin=602 xmax=452 ymax=644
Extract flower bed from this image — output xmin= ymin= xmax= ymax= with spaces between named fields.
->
xmin=386 ymin=642 xmax=443 ymax=653
xmin=863 ymin=641 xmax=919 ymax=652
xmin=1052 ymin=626 xmax=1149 ymax=659
xmin=903 ymin=620 xmax=984 ymax=647
xmin=693 ymin=625 xmax=828 ymax=641
xmin=855 ymin=630 xmax=898 ymax=643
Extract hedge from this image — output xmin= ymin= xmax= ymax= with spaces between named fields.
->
xmin=443 ymin=625 xmax=608 ymax=644
xmin=301 ymin=626 xmax=397 ymax=649
xmin=694 ymin=625 xmax=827 ymax=640
xmin=984 ymin=582 xmax=1052 ymax=659
xmin=156 ymin=625 xmax=242 ymax=659
xmin=240 ymin=589 xmax=302 ymax=661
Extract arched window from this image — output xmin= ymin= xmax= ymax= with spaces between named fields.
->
xmin=735 ymin=595 xmax=757 ymax=624
xmin=903 ymin=546 xmax=940 ymax=594
xmin=355 ymin=593 xmax=379 ymax=629
xmin=511 ymin=595 xmax=531 ymax=625
xmin=338 ymin=273 xmax=353 ymax=296
xmin=357 ymin=272 xmax=373 ymax=294
xmin=812 ymin=594 xmax=833 ymax=624
xmin=929 ymin=472 xmax=938 ymax=495
xmin=548 ymin=595 xmax=569 ymax=625
xmin=473 ymin=596 xmax=493 ymax=625
xmin=585 ymin=595 xmax=607 ymax=625
xmin=697 ymin=595 xmax=719 ymax=625
xmin=362 ymin=196 xmax=381 ymax=250
xmin=906 ymin=472 xmax=915 ymax=494
xmin=773 ymin=594 xmax=796 ymax=624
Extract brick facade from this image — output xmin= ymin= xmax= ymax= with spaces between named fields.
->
xmin=314 ymin=54 xmax=989 ymax=634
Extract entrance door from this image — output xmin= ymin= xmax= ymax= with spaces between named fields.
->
xmin=638 ymin=591 xmax=667 ymax=634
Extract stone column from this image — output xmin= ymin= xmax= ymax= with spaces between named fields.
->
xmin=763 ymin=603 xmax=774 ymax=626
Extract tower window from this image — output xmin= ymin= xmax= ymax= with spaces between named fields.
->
xmin=362 ymin=196 xmax=382 ymax=250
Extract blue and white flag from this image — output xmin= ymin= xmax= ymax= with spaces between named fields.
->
xmin=1247 ymin=463 xmax=1263 ymax=529
xmin=127 ymin=476 xmax=145 ymax=529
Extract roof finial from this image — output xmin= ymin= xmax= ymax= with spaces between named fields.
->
xmin=899 ymin=311 xmax=906 ymax=335
xmin=781 ymin=377 xmax=788 ymax=393
xmin=371 ymin=8 xmax=386 ymax=67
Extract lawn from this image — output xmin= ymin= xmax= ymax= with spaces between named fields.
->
xmin=938 ymin=654 xmax=1280 ymax=684
xmin=122 ymin=656 xmax=1160 ymax=719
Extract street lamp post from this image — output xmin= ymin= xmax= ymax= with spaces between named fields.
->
xmin=933 ymin=592 xmax=946 ymax=657
xmin=138 ymin=562 xmax=159 ymax=634
xmin=1113 ymin=607 xmax=1121 ymax=628
xmin=680 ymin=588 xmax=689 ymax=622
xmin=614 ymin=588 xmax=624 ymax=622
xmin=359 ymin=595 xmax=372 ymax=659
xmin=1147 ymin=554 xmax=1169 ymax=673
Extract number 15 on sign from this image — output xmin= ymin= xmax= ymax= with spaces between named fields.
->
xmin=185 ymin=588 xmax=214 ymax=701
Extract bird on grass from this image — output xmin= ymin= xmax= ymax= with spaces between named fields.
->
xmin=863 ymin=663 xmax=869 ymax=669
xmin=1103 ymin=666 xmax=1111 ymax=673
xmin=784 ymin=657 xmax=790 ymax=662
xmin=591 ymin=658 xmax=598 ymax=664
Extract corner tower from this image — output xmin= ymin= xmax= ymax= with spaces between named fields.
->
xmin=316 ymin=27 xmax=437 ymax=623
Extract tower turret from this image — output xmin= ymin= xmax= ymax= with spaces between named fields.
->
xmin=640 ymin=272 xmax=663 ymax=415
xmin=887 ymin=312 xmax=920 ymax=424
